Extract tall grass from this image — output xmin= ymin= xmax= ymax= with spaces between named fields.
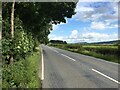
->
xmin=2 ymin=49 xmax=41 ymax=88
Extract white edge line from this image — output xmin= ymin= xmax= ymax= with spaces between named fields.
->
xmin=41 ymin=45 xmax=44 ymax=80
xmin=92 ymin=69 xmax=120 ymax=84
xmin=61 ymin=54 xmax=76 ymax=62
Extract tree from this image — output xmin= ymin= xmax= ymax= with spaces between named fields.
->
xmin=13 ymin=2 xmax=77 ymax=41
xmin=50 ymin=40 xmax=67 ymax=44
xmin=2 ymin=2 xmax=78 ymax=63
xmin=11 ymin=0 xmax=15 ymax=38
xmin=10 ymin=0 xmax=15 ymax=64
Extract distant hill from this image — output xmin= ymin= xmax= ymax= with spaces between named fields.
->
xmin=75 ymin=42 xmax=88 ymax=44
xmin=90 ymin=40 xmax=119 ymax=44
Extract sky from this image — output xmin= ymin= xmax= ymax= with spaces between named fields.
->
xmin=48 ymin=0 xmax=119 ymax=43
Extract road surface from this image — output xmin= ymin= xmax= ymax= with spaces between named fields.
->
xmin=41 ymin=44 xmax=119 ymax=88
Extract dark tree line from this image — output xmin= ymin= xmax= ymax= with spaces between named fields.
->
xmin=50 ymin=40 xmax=67 ymax=44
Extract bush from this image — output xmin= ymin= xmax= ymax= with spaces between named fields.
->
xmin=2 ymin=52 xmax=41 ymax=88
xmin=65 ymin=44 xmax=82 ymax=49
xmin=2 ymin=17 xmax=35 ymax=63
xmin=2 ymin=38 xmax=13 ymax=64
xmin=83 ymin=46 xmax=118 ymax=55
xmin=2 ymin=60 xmax=29 ymax=88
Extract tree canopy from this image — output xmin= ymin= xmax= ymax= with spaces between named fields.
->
xmin=3 ymin=2 xmax=77 ymax=42
xmin=2 ymin=2 xmax=77 ymax=63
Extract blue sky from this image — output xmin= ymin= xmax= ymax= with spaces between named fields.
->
xmin=48 ymin=0 xmax=118 ymax=43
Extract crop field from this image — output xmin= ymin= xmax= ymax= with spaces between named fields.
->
xmin=50 ymin=44 xmax=119 ymax=63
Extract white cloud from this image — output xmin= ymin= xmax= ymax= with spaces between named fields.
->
xmin=74 ymin=9 xmax=94 ymax=21
xmin=94 ymin=7 xmax=108 ymax=14
xmin=52 ymin=24 xmax=59 ymax=30
xmin=90 ymin=21 xmax=118 ymax=30
xmin=81 ymin=32 xmax=118 ymax=42
xmin=91 ymin=22 xmax=105 ymax=30
xmin=91 ymin=14 xmax=102 ymax=21
xmin=101 ymin=14 xmax=118 ymax=20
xmin=52 ymin=20 xmax=68 ymax=30
xmin=82 ymin=32 xmax=109 ymax=40
xmin=48 ymin=30 xmax=118 ymax=43
xmin=48 ymin=34 xmax=65 ymax=41
xmin=76 ymin=6 xmax=94 ymax=12
xmin=73 ymin=1 xmax=118 ymax=29
xmin=70 ymin=30 xmax=78 ymax=38
xmin=91 ymin=22 xmax=118 ymax=30
xmin=74 ymin=2 xmax=118 ymax=21
xmin=109 ymin=24 xmax=118 ymax=28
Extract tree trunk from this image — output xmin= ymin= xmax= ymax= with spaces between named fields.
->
xmin=11 ymin=0 xmax=15 ymax=38
xmin=10 ymin=0 xmax=15 ymax=64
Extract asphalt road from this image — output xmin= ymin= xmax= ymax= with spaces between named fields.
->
xmin=41 ymin=44 xmax=119 ymax=88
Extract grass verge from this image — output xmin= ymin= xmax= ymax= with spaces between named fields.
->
xmin=50 ymin=44 xmax=119 ymax=64
xmin=2 ymin=48 xmax=41 ymax=88
xmin=79 ymin=50 xmax=119 ymax=63
xmin=68 ymin=49 xmax=119 ymax=64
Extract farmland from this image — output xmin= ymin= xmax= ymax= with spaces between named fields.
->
xmin=49 ymin=43 xmax=119 ymax=64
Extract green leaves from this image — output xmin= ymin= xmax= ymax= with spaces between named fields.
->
xmin=13 ymin=18 xmax=35 ymax=59
xmin=2 ymin=2 xmax=77 ymax=45
xmin=2 ymin=17 xmax=35 ymax=62
xmin=2 ymin=38 xmax=12 ymax=54
xmin=2 ymin=52 xmax=41 ymax=88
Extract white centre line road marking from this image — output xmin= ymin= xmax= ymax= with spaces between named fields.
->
xmin=53 ymin=50 xmax=59 ymax=53
xmin=92 ymin=69 xmax=120 ymax=84
xmin=41 ymin=47 xmax=44 ymax=80
xmin=61 ymin=54 xmax=76 ymax=62
xmin=47 ymin=46 xmax=60 ymax=54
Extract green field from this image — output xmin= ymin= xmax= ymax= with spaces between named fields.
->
xmin=50 ymin=44 xmax=119 ymax=64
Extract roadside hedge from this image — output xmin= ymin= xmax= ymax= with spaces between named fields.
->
xmin=2 ymin=17 xmax=35 ymax=64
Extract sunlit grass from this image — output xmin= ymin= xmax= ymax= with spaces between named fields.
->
xmin=50 ymin=44 xmax=119 ymax=64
